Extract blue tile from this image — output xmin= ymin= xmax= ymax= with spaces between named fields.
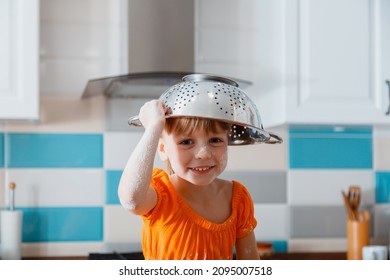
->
xmin=289 ymin=126 xmax=372 ymax=169
xmin=376 ymin=172 xmax=390 ymax=203
xmin=106 ymin=170 xmax=122 ymax=205
xmin=0 ymin=133 xmax=4 ymax=167
xmin=7 ymin=133 xmax=103 ymax=168
xmin=20 ymin=207 xmax=103 ymax=242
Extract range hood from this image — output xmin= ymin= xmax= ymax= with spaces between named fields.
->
xmin=82 ymin=0 xmax=251 ymax=99
xmin=82 ymin=71 xmax=251 ymax=99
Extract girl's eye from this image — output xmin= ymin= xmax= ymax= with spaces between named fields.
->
xmin=210 ymin=137 xmax=223 ymax=144
xmin=179 ymin=139 xmax=194 ymax=145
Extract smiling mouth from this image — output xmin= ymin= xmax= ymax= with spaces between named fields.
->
xmin=190 ymin=166 xmax=214 ymax=172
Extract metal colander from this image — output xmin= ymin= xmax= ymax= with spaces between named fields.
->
xmin=128 ymin=74 xmax=282 ymax=145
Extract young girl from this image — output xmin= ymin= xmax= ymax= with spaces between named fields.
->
xmin=118 ymin=99 xmax=260 ymax=260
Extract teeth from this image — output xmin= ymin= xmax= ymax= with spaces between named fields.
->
xmin=193 ymin=167 xmax=210 ymax=171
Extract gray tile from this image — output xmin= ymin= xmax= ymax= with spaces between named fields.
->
xmin=220 ymin=171 xmax=287 ymax=203
xmin=373 ymin=205 xmax=390 ymax=244
xmin=291 ymin=206 xmax=353 ymax=238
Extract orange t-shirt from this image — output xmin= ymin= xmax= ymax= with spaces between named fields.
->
xmin=141 ymin=168 xmax=257 ymax=260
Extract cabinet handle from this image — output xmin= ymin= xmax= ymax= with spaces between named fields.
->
xmin=386 ymin=80 xmax=390 ymax=115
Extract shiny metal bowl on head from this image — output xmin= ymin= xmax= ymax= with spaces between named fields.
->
xmin=128 ymin=74 xmax=282 ymax=145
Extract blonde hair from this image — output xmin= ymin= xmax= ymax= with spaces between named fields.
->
xmin=163 ymin=117 xmax=230 ymax=174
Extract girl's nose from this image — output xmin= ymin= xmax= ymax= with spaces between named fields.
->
xmin=195 ymin=145 xmax=212 ymax=159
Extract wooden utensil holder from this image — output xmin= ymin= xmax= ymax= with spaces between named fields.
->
xmin=347 ymin=212 xmax=370 ymax=260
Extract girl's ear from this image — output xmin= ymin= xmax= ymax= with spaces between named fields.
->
xmin=157 ymin=139 xmax=168 ymax=162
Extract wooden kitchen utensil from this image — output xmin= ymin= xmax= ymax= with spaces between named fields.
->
xmin=342 ymin=190 xmax=355 ymax=220
xmin=348 ymin=185 xmax=361 ymax=220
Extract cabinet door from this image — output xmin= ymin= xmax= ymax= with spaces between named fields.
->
xmin=286 ymin=0 xmax=388 ymax=124
xmin=0 ymin=0 xmax=39 ymax=120
xmin=382 ymin=0 xmax=390 ymax=117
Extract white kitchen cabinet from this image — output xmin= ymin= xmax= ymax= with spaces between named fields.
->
xmin=0 ymin=0 xmax=39 ymax=120
xmin=260 ymin=0 xmax=390 ymax=127
xmin=382 ymin=0 xmax=390 ymax=117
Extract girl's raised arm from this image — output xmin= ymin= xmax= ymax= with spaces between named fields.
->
xmin=118 ymin=100 xmax=166 ymax=215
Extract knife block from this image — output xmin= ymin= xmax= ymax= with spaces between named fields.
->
xmin=347 ymin=212 xmax=370 ymax=260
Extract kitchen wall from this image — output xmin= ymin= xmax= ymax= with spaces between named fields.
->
xmin=0 ymin=0 xmax=390 ymax=258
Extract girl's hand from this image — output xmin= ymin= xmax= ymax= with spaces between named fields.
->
xmin=138 ymin=100 xmax=167 ymax=129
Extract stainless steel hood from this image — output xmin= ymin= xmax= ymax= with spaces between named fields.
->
xmin=82 ymin=71 xmax=193 ymax=99
xmin=82 ymin=71 xmax=251 ymax=99
xmin=82 ymin=0 xmax=251 ymax=99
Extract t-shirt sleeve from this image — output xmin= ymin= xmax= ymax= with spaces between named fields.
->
xmin=235 ymin=183 xmax=258 ymax=238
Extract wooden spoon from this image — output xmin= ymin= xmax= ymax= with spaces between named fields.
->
xmin=341 ymin=190 xmax=355 ymax=220
xmin=348 ymin=185 xmax=361 ymax=220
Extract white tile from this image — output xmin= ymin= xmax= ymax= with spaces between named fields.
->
xmin=288 ymin=238 xmax=347 ymax=252
xmin=104 ymin=205 xmax=143 ymax=243
xmin=7 ymin=96 xmax=105 ymax=133
xmin=105 ymin=98 xmax=150 ymax=132
xmin=40 ymin=24 xmax=124 ymax=59
xmin=22 ymin=242 xmax=104 ymax=257
xmin=40 ymin=0 xmax=125 ymax=25
xmin=253 ymin=204 xmax=289 ymax=240
xmin=197 ymin=28 xmax=260 ymax=64
xmin=196 ymin=0 xmax=263 ymax=29
xmin=226 ymin=128 xmax=287 ymax=171
xmin=288 ymin=170 xmax=374 ymax=206
xmin=40 ymin=59 xmax=123 ymax=97
xmin=104 ymin=132 xmax=164 ymax=170
xmin=6 ymin=169 xmax=104 ymax=207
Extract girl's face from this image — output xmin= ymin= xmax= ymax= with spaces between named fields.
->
xmin=159 ymin=126 xmax=229 ymax=186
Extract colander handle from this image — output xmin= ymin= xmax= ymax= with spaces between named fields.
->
xmin=128 ymin=115 xmax=143 ymax=127
xmin=265 ymin=133 xmax=283 ymax=144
